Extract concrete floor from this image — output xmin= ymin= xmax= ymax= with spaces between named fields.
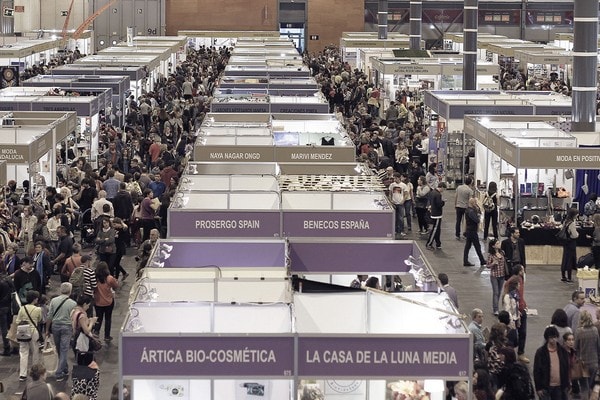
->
xmin=0 ymin=191 xmax=579 ymax=399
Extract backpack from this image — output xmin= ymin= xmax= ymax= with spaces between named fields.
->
xmin=482 ymin=193 xmax=495 ymax=212
xmin=69 ymin=267 xmax=86 ymax=298
xmin=501 ymin=363 xmax=535 ymax=399
xmin=555 ymin=222 xmax=571 ymax=244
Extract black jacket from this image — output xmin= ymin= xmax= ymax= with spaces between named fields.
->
xmin=533 ymin=343 xmax=570 ymax=391
xmin=501 ymin=237 xmax=527 ymax=270
xmin=112 ymin=189 xmax=134 ymax=220
xmin=465 ymin=207 xmax=481 ymax=233
xmin=429 ymin=189 xmax=445 ymax=218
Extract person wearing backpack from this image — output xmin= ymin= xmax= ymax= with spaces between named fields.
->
xmin=483 ymin=181 xmax=499 ymax=240
xmin=560 ymin=208 xmax=579 ymax=283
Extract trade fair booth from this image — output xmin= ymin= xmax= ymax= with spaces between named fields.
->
xmin=178 ymin=30 xmax=280 ymax=49
xmin=223 ymin=64 xmax=312 ymax=78
xmin=0 ymin=37 xmax=63 ymax=71
xmin=209 ymin=92 xmax=329 ymax=114
xmin=49 ymin=64 xmax=145 ymax=99
xmin=22 ymin=74 xmax=131 ymax=127
xmin=512 ymin=49 xmax=572 ymax=84
xmin=22 ymin=30 xmax=94 ymax=55
xmin=423 ymin=90 xmax=574 ymax=187
xmin=485 ymin=41 xmax=563 ymax=67
xmin=463 ymin=114 xmax=598 ymax=263
xmin=0 ymin=111 xmax=77 ymax=187
xmin=74 ymin=54 xmax=162 ymax=94
xmin=120 ymin=288 xmax=470 ymax=400
xmin=339 ymin=32 xmax=416 ymax=68
xmin=444 ymin=33 xmax=508 ymax=55
xmin=98 ymin=46 xmax=176 ymax=77
xmin=218 ymin=76 xmax=319 ymax=90
xmin=372 ymin=58 xmax=499 ymax=111
xmin=0 ymin=87 xmax=108 ymax=159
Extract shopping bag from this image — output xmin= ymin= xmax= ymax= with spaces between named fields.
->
xmin=41 ymin=339 xmax=58 ymax=374
xmin=6 ymin=316 xmax=18 ymax=345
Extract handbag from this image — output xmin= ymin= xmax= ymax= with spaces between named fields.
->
xmin=555 ymin=223 xmax=570 ymax=244
xmin=41 ymin=339 xmax=58 ymax=374
xmin=16 ymin=322 xmax=32 ymax=342
xmin=571 ymin=359 xmax=590 ymax=379
xmin=7 ymin=315 xmax=18 ymax=344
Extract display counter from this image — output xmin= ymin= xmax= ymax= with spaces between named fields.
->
xmin=218 ymin=77 xmax=318 ymax=90
xmin=520 ymin=225 xmax=594 ymax=265
xmin=223 ymin=64 xmax=311 ymax=78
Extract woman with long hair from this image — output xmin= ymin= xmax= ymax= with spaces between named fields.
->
xmin=486 ymin=323 xmax=508 ymax=391
xmin=550 ymin=308 xmax=572 ymax=345
xmin=502 ymin=276 xmax=521 ymax=330
xmin=564 ymin=332 xmax=587 ymax=399
xmin=575 ymin=310 xmax=600 ymax=398
xmin=487 ymin=239 xmax=506 ymax=316
xmin=560 ymin=208 xmax=579 ymax=283
xmin=415 ymin=175 xmax=430 ymax=234
xmin=111 ymin=218 xmax=129 ymax=280
xmin=93 ymin=262 xmax=118 ymax=342
xmin=483 ymin=181 xmax=499 ymax=240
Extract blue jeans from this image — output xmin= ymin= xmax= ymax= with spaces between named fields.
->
xmin=403 ymin=200 xmax=413 ymax=230
xmin=394 ymin=204 xmax=405 ymax=233
xmin=52 ymin=323 xmax=73 ymax=378
xmin=490 ymin=276 xmax=505 ymax=314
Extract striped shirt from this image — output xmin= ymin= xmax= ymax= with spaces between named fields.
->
xmin=83 ymin=267 xmax=97 ymax=296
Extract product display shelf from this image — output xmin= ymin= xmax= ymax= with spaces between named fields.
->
xmin=446 ymin=130 xmax=475 ymax=187
xmin=278 ymin=174 xmax=385 ymax=192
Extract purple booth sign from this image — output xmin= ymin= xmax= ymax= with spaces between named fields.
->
xmin=288 ymin=241 xmax=413 ymax=273
xmin=298 ymin=336 xmax=471 ymax=378
xmin=168 ymin=211 xmax=281 ymax=238
xmin=151 ymin=241 xmax=286 ymax=268
xmin=282 ymin=212 xmax=393 ymax=238
xmin=122 ymin=336 xmax=294 ymax=378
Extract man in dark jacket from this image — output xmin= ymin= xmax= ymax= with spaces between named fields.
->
xmin=112 ymin=182 xmax=134 ymax=221
xmin=501 ymin=227 xmax=527 ymax=274
xmin=463 ymin=198 xmax=486 ymax=267
xmin=0 ymin=270 xmax=14 ymax=355
xmin=426 ymin=182 xmax=446 ymax=250
xmin=533 ymin=325 xmax=570 ymax=400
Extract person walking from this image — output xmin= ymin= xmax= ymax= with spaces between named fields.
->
xmin=93 ymin=262 xmax=119 ymax=342
xmin=16 ymin=290 xmax=42 ymax=381
xmin=414 ymin=176 xmax=430 ymax=235
xmin=463 ymin=198 xmax=486 ymax=267
xmin=501 ymin=227 xmax=526 ymax=276
xmin=487 ymin=238 xmax=507 ymax=316
xmin=95 ymin=217 xmax=116 ymax=276
xmin=560 ymin=208 xmax=579 ymax=283
xmin=533 ymin=325 xmax=570 ymax=400
xmin=22 ymin=363 xmax=53 ymax=399
xmin=575 ymin=310 xmax=600 ymax=398
xmin=389 ymin=172 xmax=408 ymax=238
xmin=455 ymin=177 xmax=473 ymax=240
xmin=426 ymin=182 xmax=446 ymax=250
xmin=483 ymin=181 xmax=499 ymax=240
xmin=0 ymin=268 xmax=13 ymax=356
xmin=45 ymin=283 xmax=76 ymax=382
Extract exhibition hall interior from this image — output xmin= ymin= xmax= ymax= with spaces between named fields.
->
xmin=0 ymin=0 xmax=599 ymax=399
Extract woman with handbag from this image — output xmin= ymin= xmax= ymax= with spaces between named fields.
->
xmin=70 ymin=294 xmax=98 ymax=356
xmin=564 ymin=332 xmax=589 ymax=399
xmin=576 ymin=310 xmax=600 ymax=399
xmin=16 ymin=290 xmax=41 ymax=382
xmin=502 ymin=276 xmax=521 ymax=330
xmin=94 ymin=217 xmax=116 ymax=276
xmin=93 ymin=262 xmax=118 ymax=342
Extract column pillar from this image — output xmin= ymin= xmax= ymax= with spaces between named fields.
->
xmin=409 ymin=0 xmax=422 ymax=50
xmin=462 ymin=0 xmax=478 ymax=90
xmin=378 ymin=0 xmax=388 ymax=39
xmin=572 ymin=0 xmax=598 ymax=132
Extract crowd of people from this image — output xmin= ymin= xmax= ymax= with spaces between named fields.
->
xmin=0 ymin=43 xmax=229 ymax=399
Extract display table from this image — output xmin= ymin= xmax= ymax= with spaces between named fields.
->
xmin=520 ymin=226 xmax=594 ymax=265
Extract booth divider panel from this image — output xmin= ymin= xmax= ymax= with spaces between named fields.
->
xmin=168 ymin=210 xmax=281 ymax=238
xmin=282 ymin=212 xmax=394 ymax=239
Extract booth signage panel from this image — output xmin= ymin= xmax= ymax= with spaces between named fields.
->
xmin=33 ymin=102 xmax=92 ymax=115
xmin=534 ymin=105 xmax=571 ymax=116
xmin=150 ymin=241 xmax=286 ymax=268
xmin=194 ymin=145 xmax=275 ymax=162
xmin=487 ymin=134 xmax=503 ymax=155
xmin=31 ymin=131 xmax=53 ymax=161
xmin=282 ymin=212 xmax=393 ymax=238
xmin=288 ymin=242 xmax=412 ymax=273
xmin=449 ymin=105 xmax=534 ymax=120
xmin=500 ymin=141 xmax=519 ymax=167
xmin=0 ymin=161 xmax=6 ymax=185
xmin=275 ymin=147 xmax=355 ymax=163
xmin=298 ymin=336 xmax=470 ymax=378
xmin=0 ymin=144 xmax=28 ymax=163
xmin=463 ymin=119 xmax=487 ymax=145
xmin=518 ymin=148 xmax=600 ymax=169
xmin=122 ymin=336 xmax=294 ymax=377
xmin=387 ymin=64 xmax=442 ymax=75
xmin=270 ymin=102 xmax=329 ymax=114
xmin=168 ymin=210 xmax=281 ymax=238
xmin=210 ymin=102 xmax=270 ymax=113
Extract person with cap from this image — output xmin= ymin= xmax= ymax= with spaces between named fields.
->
xmin=533 ymin=325 xmax=570 ymax=400
xmin=45 ymin=283 xmax=77 ymax=382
